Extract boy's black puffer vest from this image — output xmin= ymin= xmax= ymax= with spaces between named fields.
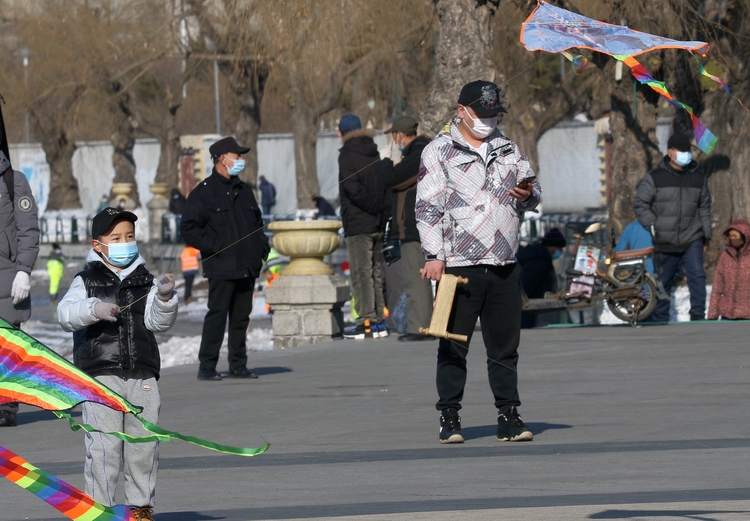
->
xmin=73 ymin=261 xmax=161 ymax=379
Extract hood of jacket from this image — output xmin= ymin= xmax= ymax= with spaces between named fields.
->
xmin=722 ymin=219 xmax=750 ymax=257
xmin=655 ymin=155 xmax=700 ymax=176
xmin=340 ymin=129 xmax=378 ymax=155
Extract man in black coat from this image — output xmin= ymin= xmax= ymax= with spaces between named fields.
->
xmin=634 ymin=133 xmax=712 ymax=321
xmin=378 ymin=116 xmax=435 ymax=341
xmin=337 ymin=114 xmax=389 ymax=339
xmin=180 ymin=137 xmax=269 ymax=380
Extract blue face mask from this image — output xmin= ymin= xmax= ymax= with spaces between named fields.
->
xmin=551 ymin=250 xmax=563 ymax=260
xmin=99 ymin=241 xmax=139 ymax=267
xmin=398 ymin=145 xmax=405 ymax=152
xmin=227 ymin=158 xmax=245 ymax=176
xmin=674 ymin=151 xmax=692 ymax=167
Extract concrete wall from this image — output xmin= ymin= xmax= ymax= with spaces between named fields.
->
xmin=537 ymin=118 xmax=672 ymax=213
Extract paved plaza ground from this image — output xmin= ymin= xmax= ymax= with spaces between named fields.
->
xmin=3 ymin=319 xmax=750 ymax=520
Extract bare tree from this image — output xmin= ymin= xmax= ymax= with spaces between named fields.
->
xmin=419 ymin=0 xmax=502 ymax=137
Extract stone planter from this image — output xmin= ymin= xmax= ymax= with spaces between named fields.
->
xmin=110 ymin=182 xmax=136 ymax=210
xmin=266 ymin=220 xmax=349 ymax=348
xmin=267 ymin=220 xmax=342 ymax=276
xmin=149 ymin=183 xmax=170 ymax=200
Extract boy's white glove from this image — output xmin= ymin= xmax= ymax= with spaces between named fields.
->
xmin=156 ymin=274 xmax=175 ymax=301
xmin=11 ymin=271 xmax=31 ymax=305
xmin=93 ymin=302 xmax=119 ymax=322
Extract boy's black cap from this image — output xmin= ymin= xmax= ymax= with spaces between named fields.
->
xmin=384 ymin=116 xmax=419 ymax=134
xmin=209 ymin=136 xmax=250 ymax=161
xmin=458 ymin=80 xmax=507 ymax=117
xmin=91 ymin=207 xmax=138 ymax=239
xmin=667 ymin=134 xmax=692 ymax=152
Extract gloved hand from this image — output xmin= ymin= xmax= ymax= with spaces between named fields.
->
xmin=156 ymin=274 xmax=175 ymax=301
xmin=10 ymin=271 xmax=31 ymax=305
xmin=93 ymin=302 xmax=119 ymax=322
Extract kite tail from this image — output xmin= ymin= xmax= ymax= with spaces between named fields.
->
xmin=53 ymin=410 xmax=270 ymax=457
xmin=617 ymin=55 xmax=718 ymax=154
xmin=693 ymin=55 xmax=750 ymax=112
xmin=0 ymin=445 xmax=135 ymax=521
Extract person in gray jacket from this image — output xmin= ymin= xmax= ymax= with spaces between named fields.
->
xmin=634 ymin=133 xmax=712 ymax=321
xmin=0 ymin=149 xmax=40 ymax=427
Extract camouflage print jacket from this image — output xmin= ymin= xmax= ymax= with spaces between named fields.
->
xmin=415 ymin=117 xmax=541 ymax=267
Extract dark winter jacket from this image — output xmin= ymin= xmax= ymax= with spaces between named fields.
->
xmin=74 ymin=262 xmax=161 ymax=378
xmin=338 ymin=129 xmax=389 ymax=237
xmin=259 ymin=178 xmax=277 ymax=207
xmin=169 ymin=188 xmax=186 ymax=215
xmin=0 ymin=157 xmax=40 ymax=326
xmin=634 ymin=156 xmax=712 ymax=253
xmin=314 ymin=196 xmax=336 ymax=218
xmin=378 ymin=135 xmax=430 ymax=243
xmin=708 ymin=219 xmax=750 ymax=319
xmin=517 ymin=243 xmax=557 ymax=299
xmin=180 ymin=170 xmax=270 ymax=280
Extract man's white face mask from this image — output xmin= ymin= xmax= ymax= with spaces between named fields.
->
xmin=462 ymin=107 xmax=498 ymax=139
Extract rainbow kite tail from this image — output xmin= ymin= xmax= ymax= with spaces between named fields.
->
xmin=0 ymin=445 xmax=135 ymax=520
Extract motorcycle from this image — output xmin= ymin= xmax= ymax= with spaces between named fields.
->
xmin=522 ymin=221 xmax=669 ymax=324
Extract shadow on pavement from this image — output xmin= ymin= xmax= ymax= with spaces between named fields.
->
xmin=589 ymin=509 xmax=749 ymax=519
xmin=218 ymin=366 xmax=293 ymax=378
xmin=156 ymin=512 xmax=226 ymax=521
xmin=463 ymin=421 xmax=572 ymax=440
xmin=17 ymin=409 xmax=81 ymax=425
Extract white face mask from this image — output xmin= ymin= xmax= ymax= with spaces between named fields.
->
xmin=462 ymin=108 xmax=498 ymax=139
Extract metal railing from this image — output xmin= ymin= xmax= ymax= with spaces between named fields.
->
xmin=39 ymin=215 xmax=92 ymax=244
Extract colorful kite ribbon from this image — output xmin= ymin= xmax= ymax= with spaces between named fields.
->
xmin=0 ymin=445 xmax=136 ymax=521
xmin=615 ymin=55 xmax=718 ymax=154
xmin=0 ymin=317 xmax=268 ymax=456
xmin=520 ymin=0 xmax=750 ymax=154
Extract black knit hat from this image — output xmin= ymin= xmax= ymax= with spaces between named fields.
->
xmin=667 ymin=134 xmax=692 ymax=152
xmin=541 ymin=228 xmax=567 ymax=248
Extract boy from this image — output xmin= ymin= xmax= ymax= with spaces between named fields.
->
xmin=57 ymin=207 xmax=178 ymax=521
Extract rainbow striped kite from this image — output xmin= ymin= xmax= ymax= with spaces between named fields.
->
xmin=0 ymin=445 xmax=135 ymax=521
xmin=1 ymin=317 xmax=268 ymax=516
xmin=520 ymin=0 xmax=747 ymax=154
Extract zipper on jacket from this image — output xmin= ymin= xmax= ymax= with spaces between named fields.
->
xmin=450 ymin=217 xmax=456 ymax=253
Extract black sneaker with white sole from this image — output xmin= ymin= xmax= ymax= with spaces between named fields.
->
xmin=343 ymin=319 xmax=375 ymax=340
xmin=497 ymin=407 xmax=533 ymax=441
xmin=439 ymin=408 xmax=464 ymax=444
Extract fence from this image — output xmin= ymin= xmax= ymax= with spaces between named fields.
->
xmin=39 ymin=215 xmax=92 ymax=244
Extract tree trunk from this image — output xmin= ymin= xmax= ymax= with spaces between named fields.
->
xmin=419 ymin=0 xmax=501 ymax=136
xmin=39 ymin=128 xmax=81 ymax=210
xmin=109 ymin=87 xmax=140 ymax=206
xmin=226 ymin=61 xmax=270 ymax=189
xmin=154 ymin=105 xmax=180 ymax=187
xmin=607 ymin=67 xmax=659 ymax=237
xmin=289 ymin=96 xmax=320 ymax=210
xmin=31 ymin=88 xmax=84 ymax=210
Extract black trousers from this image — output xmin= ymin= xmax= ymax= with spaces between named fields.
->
xmin=436 ymin=263 xmax=523 ymax=413
xmin=183 ymin=270 xmax=198 ymax=300
xmin=199 ymin=278 xmax=255 ymax=372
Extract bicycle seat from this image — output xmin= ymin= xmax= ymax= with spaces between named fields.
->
xmin=612 ymin=246 xmax=654 ymax=260
xmin=566 ymin=221 xmax=597 ymax=235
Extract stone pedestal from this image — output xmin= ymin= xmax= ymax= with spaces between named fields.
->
xmin=266 ymin=220 xmax=349 ymax=348
xmin=147 ymin=183 xmax=170 ymax=244
xmin=266 ymin=274 xmax=350 ymax=348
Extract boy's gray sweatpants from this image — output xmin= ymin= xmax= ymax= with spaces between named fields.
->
xmin=82 ymin=369 xmax=160 ymax=508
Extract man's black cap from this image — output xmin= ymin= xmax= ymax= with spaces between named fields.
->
xmin=209 ymin=136 xmax=250 ymax=161
xmin=91 ymin=207 xmax=138 ymax=239
xmin=667 ymin=134 xmax=693 ymax=152
xmin=384 ymin=116 xmax=419 ymax=135
xmin=458 ymin=80 xmax=507 ymax=117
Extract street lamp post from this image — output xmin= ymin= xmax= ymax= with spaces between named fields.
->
xmin=19 ymin=48 xmax=31 ymax=143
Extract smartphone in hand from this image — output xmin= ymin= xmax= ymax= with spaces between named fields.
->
xmin=516 ymin=176 xmax=536 ymax=189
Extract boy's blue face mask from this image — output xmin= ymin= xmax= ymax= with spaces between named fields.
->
xmin=551 ymin=250 xmax=563 ymax=260
xmin=98 ymin=240 xmax=139 ymax=267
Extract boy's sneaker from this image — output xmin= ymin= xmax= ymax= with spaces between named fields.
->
xmin=343 ymin=319 xmax=374 ymax=340
xmin=130 ymin=506 xmax=155 ymax=521
xmin=497 ymin=407 xmax=533 ymax=442
xmin=374 ymin=320 xmax=389 ymax=338
xmin=439 ymin=408 xmax=464 ymax=444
